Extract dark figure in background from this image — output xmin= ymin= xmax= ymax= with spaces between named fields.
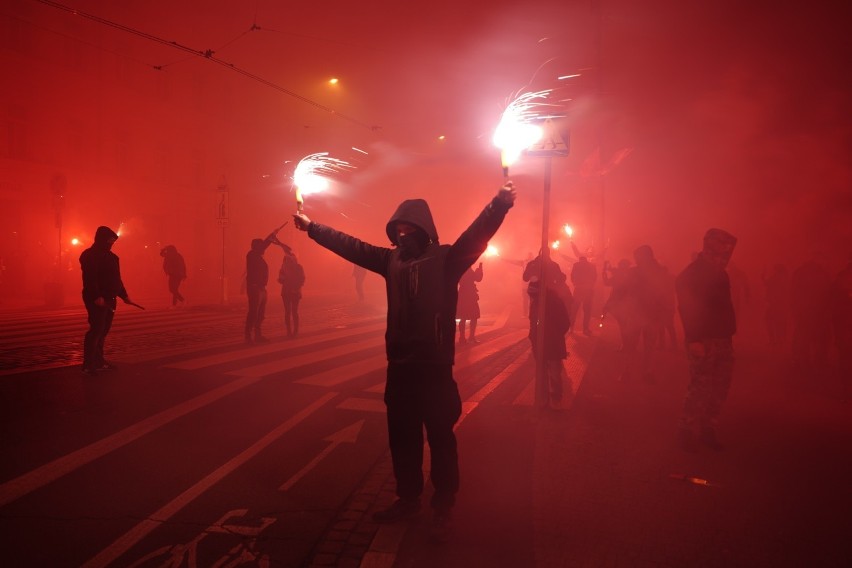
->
xmin=762 ymin=264 xmax=791 ymax=352
xmin=278 ymin=248 xmax=305 ymax=338
xmin=658 ymin=265 xmax=678 ymax=350
xmin=790 ymin=258 xmax=833 ymax=375
xmin=160 ymin=245 xmax=186 ymax=307
xmin=622 ymin=245 xmax=670 ymax=383
xmin=602 ymin=259 xmax=633 ymax=349
xmin=245 ymin=231 xmax=284 ymax=344
xmin=529 ymin=281 xmax=572 ymax=410
xmin=676 ymin=228 xmax=737 ymax=451
xmin=570 ymin=256 xmax=597 ymax=336
xmin=293 ymin=183 xmax=516 ymax=539
xmin=830 ymin=256 xmax=852 ymax=395
xmin=523 ymin=251 xmax=569 ymax=323
xmin=79 ymin=226 xmax=132 ymax=375
xmin=457 ymin=262 xmax=483 ymax=344
xmin=353 ymin=263 xmax=366 ymax=301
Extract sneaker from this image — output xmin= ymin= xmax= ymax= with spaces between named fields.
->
xmin=699 ymin=429 xmax=723 ymax=451
xmin=430 ymin=510 xmax=452 ymax=543
xmin=468 ymin=337 xmax=480 ymax=344
xmin=372 ymin=498 xmax=421 ymax=523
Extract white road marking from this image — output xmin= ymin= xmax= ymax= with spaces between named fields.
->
xmin=82 ymin=392 xmax=337 ymax=568
xmin=279 ymin=419 xmax=365 ymax=491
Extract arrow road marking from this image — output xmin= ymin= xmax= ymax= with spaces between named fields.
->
xmin=279 ymin=419 xmax=365 ymax=491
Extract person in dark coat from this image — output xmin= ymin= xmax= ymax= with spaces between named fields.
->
xmin=245 ymin=230 xmax=285 ymax=344
xmin=529 ymin=281 xmax=572 ymax=409
xmin=160 ymin=245 xmax=187 ymax=307
xmin=278 ymin=247 xmax=305 ymax=338
xmin=676 ymin=228 xmax=737 ymax=451
xmin=292 ymin=183 xmax=516 ymax=536
xmin=456 ymin=262 xmax=483 ymax=344
xmin=79 ymin=226 xmax=132 ymax=375
xmin=570 ymin=256 xmax=597 ymax=335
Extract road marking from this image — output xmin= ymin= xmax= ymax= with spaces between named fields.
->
xmin=337 ymin=398 xmax=385 ymax=413
xmin=279 ymin=419 xmax=364 ymax=491
xmin=297 ymin=354 xmax=386 ymax=386
xmin=229 ymin=337 xmax=382 ymax=378
xmin=0 ymin=374 xmax=265 ymax=508
xmin=170 ymin=322 xmax=385 ymax=370
xmin=82 ymin=392 xmax=337 ymax=568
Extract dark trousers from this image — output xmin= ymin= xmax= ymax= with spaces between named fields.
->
xmin=282 ymin=293 xmax=300 ymax=335
xmin=245 ymin=286 xmax=267 ymax=337
xmin=385 ymin=361 xmax=462 ymax=512
xmin=168 ymin=276 xmax=184 ymax=305
xmin=83 ymin=299 xmax=115 ymax=370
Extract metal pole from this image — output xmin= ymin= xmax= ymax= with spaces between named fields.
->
xmin=534 ymin=156 xmax=553 ymax=408
xmin=221 ymin=225 xmax=226 ymax=304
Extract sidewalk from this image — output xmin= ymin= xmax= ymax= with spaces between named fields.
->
xmin=319 ymin=324 xmax=851 ymax=567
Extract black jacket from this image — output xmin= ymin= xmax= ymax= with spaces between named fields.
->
xmin=676 ymin=254 xmax=736 ymax=342
xmin=308 ymin=196 xmax=511 ymax=364
xmin=80 ymin=226 xmax=128 ymax=303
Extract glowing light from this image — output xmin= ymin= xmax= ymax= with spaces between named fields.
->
xmin=293 ymin=152 xmax=354 ymax=210
xmin=558 ymin=74 xmax=581 ymax=80
xmin=71 ymin=237 xmax=80 ymax=246
xmin=485 ymin=244 xmax=500 ymax=257
xmin=328 ymin=77 xmax=339 ymax=85
xmin=493 ymin=90 xmax=555 ymax=170
xmin=551 ymin=240 xmax=560 ymax=250
xmin=563 ymin=224 xmax=573 ymax=238
xmin=438 ymin=135 xmax=446 ymax=141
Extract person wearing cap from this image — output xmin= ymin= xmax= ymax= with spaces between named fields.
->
xmin=79 ymin=225 xmax=132 ymax=375
xmin=675 ymin=228 xmax=738 ymax=451
xmin=292 ymin=183 xmax=516 ymax=540
xmin=245 ymin=232 xmax=285 ymax=344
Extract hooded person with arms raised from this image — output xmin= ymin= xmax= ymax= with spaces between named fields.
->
xmin=292 ymin=183 xmax=516 ymax=539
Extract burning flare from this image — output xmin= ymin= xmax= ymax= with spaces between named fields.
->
xmin=293 ymin=152 xmax=354 ymax=211
xmin=492 ymin=90 xmax=555 ymax=175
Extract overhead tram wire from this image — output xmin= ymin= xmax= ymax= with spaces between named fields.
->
xmin=33 ymin=0 xmax=380 ymax=132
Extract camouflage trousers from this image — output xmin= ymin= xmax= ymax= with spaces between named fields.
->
xmin=680 ymin=338 xmax=734 ymax=432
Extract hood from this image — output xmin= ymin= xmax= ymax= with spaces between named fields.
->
xmin=385 ymin=199 xmax=439 ymax=246
xmin=94 ymin=226 xmax=119 ymax=245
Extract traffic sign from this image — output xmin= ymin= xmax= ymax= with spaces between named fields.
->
xmin=526 ymin=119 xmax=569 ymax=157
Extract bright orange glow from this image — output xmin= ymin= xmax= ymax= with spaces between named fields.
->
xmin=485 ymin=244 xmax=499 ymax=257
xmin=328 ymin=77 xmax=339 ymax=85
xmin=551 ymin=240 xmax=560 ymax=250
xmin=493 ymin=90 xmax=551 ymax=168
xmin=438 ymin=135 xmax=446 ymax=141
xmin=563 ymin=224 xmax=573 ymax=238
xmin=70 ymin=237 xmax=80 ymax=246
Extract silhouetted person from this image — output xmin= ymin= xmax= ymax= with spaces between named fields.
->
xmin=602 ymin=259 xmax=634 ymax=349
xmin=245 ymin=230 xmax=284 ymax=344
xmin=457 ymin=262 xmax=483 ymax=344
xmin=352 ymin=263 xmax=366 ymax=301
xmin=523 ymin=251 xmax=569 ymax=326
xmin=620 ymin=245 xmax=669 ymax=382
xmin=658 ymin=265 xmax=678 ymax=350
xmin=762 ymin=264 xmax=791 ymax=351
xmin=160 ymin=245 xmax=186 ymax=307
xmin=293 ymin=183 xmax=516 ymax=539
xmin=830 ymin=256 xmax=852 ymax=395
xmin=790 ymin=257 xmax=832 ymax=375
xmin=79 ymin=226 xmax=132 ymax=375
xmin=676 ymin=228 xmax=737 ymax=451
xmin=278 ymin=248 xmax=305 ymax=338
xmin=570 ymin=255 xmax=597 ymax=336
xmin=529 ymin=281 xmax=572 ymax=410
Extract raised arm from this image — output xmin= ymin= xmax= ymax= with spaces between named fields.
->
xmin=293 ymin=212 xmax=391 ymax=275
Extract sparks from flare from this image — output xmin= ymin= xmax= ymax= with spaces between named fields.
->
xmin=292 ymin=152 xmax=354 ymax=211
xmin=492 ymin=89 xmax=556 ymax=177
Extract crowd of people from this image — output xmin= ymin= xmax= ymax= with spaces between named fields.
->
xmin=75 ymin=185 xmax=849 ymax=543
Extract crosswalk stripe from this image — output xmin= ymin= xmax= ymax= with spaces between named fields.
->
xmin=227 ymin=337 xmax=383 ymax=378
